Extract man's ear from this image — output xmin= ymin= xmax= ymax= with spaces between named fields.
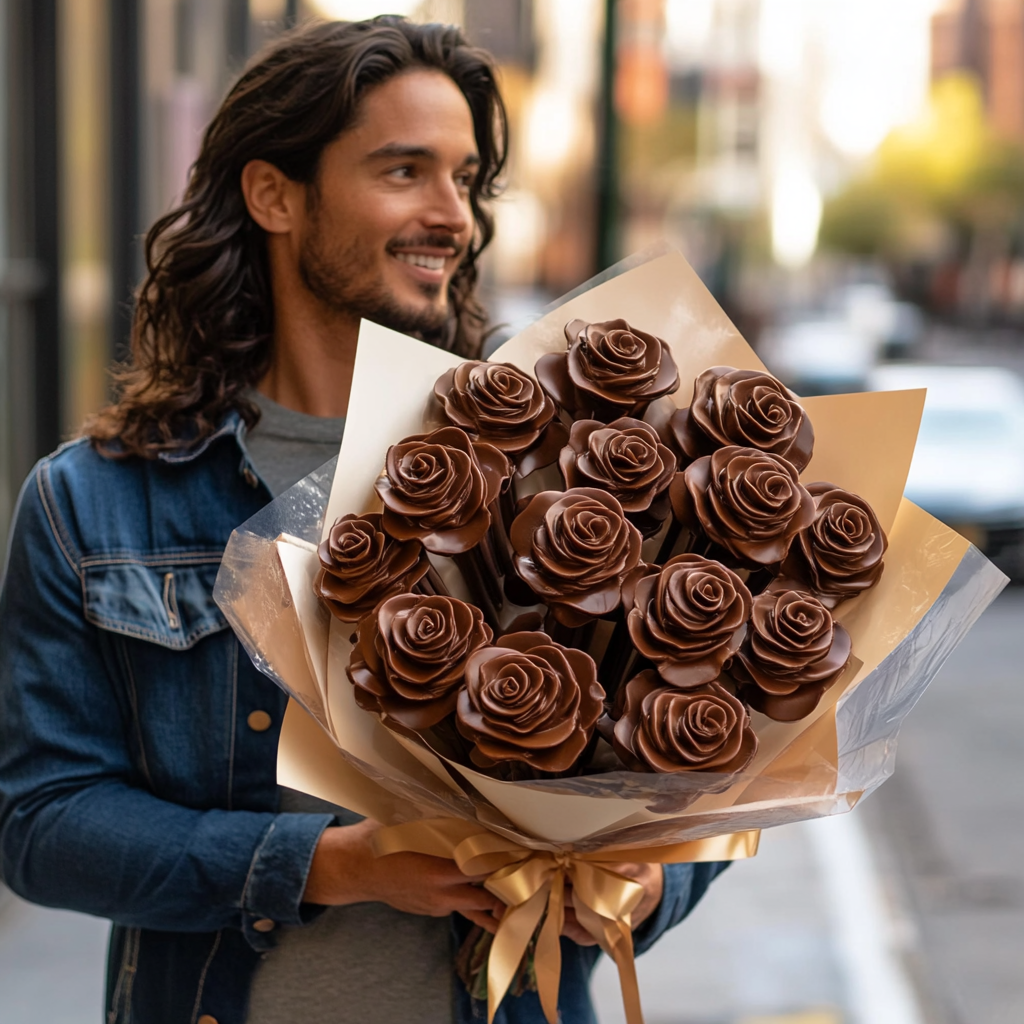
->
xmin=241 ymin=159 xmax=303 ymax=234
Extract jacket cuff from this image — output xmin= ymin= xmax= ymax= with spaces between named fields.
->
xmin=240 ymin=812 xmax=334 ymax=949
xmin=632 ymin=860 xmax=730 ymax=955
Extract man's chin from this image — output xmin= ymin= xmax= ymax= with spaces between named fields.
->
xmin=367 ymin=295 xmax=449 ymax=338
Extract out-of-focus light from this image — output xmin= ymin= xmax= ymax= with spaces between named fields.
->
xmin=492 ymin=190 xmax=547 ymax=284
xmin=665 ymin=0 xmax=714 ymax=64
xmin=771 ymin=158 xmax=822 ymax=268
xmin=523 ymin=87 xmax=578 ymax=174
xmin=305 ymin=0 xmax=464 ymax=22
xmin=820 ymin=81 xmax=898 ymax=157
xmin=759 ymin=0 xmax=808 ymax=79
xmin=615 ymin=47 xmax=668 ymax=125
xmin=307 ymin=0 xmax=418 ymax=19
xmin=816 ymin=0 xmax=938 ymax=158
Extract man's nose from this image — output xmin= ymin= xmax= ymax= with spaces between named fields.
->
xmin=423 ymin=176 xmax=472 ymax=236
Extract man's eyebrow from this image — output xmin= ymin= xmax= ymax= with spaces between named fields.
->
xmin=365 ymin=142 xmax=480 ymax=166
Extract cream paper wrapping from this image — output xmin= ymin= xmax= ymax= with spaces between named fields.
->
xmin=214 ymin=247 xmax=1008 ymax=850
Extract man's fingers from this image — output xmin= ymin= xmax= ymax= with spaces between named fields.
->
xmin=561 ymin=907 xmax=599 ymax=946
xmin=460 ymin=909 xmax=500 ymax=934
xmin=449 ymin=883 xmax=503 ymax=915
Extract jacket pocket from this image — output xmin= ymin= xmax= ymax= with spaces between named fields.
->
xmin=83 ymin=561 xmax=227 ymax=650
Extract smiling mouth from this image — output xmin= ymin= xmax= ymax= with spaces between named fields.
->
xmin=394 ymin=252 xmax=446 ymax=271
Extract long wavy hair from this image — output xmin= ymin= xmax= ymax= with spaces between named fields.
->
xmin=87 ymin=17 xmax=507 ymax=458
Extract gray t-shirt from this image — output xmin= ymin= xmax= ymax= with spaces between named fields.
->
xmin=243 ymin=390 xmax=454 ymax=1024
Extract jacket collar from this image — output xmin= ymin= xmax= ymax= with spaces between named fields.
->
xmin=156 ymin=411 xmax=247 ymax=465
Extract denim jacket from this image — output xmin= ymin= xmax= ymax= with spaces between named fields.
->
xmin=0 ymin=415 xmax=727 ymax=1024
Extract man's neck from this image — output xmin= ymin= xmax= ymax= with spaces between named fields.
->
xmin=257 ymin=278 xmax=358 ymax=420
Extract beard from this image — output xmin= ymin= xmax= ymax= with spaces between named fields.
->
xmin=298 ymin=217 xmax=456 ymax=339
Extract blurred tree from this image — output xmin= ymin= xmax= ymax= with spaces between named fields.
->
xmin=820 ymin=74 xmax=1024 ymax=264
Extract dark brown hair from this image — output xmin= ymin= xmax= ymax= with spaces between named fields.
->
xmin=87 ymin=17 xmax=507 ymax=458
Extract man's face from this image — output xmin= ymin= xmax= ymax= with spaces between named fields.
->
xmin=296 ymin=69 xmax=480 ymax=336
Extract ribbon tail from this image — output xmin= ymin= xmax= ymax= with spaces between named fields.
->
xmin=487 ymin=885 xmax=548 ymax=1024
xmin=607 ymin=919 xmax=644 ymax=1024
xmin=572 ymin=896 xmax=645 ymax=1024
xmin=535 ymin=870 xmax=565 ymax=1024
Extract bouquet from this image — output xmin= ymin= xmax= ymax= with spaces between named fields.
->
xmin=214 ymin=247 xmax=1006 ymax=1024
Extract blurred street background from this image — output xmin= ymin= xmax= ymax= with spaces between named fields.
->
xmin=1 ymin=0 xmax=1023 ymax=1021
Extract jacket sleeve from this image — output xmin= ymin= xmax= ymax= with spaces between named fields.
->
xmin=631 ymin=860 xmax=730 ymax=956
xmin=0 ymin=461 xmax=332 ymax=945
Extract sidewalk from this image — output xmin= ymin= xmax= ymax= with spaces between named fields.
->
xmin=593 ymin=812 xmax=924 ymax=1024
xmin=0 ymin=884 xmax=107 ymax=1023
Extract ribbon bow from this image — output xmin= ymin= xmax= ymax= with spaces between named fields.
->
xmin=373 ymin=819 xmax=759 ymax=1024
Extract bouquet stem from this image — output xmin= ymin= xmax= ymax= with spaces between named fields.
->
xmin=453 ymin=545 xmax=504 ymax=632
xmin=413 ymin=564 xmax=451 ymax=597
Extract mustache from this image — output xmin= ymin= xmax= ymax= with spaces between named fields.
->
xmin=387 ymin=233 xmax=465 ymax=259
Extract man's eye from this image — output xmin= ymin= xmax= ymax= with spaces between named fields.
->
xmin=388 ymin=165 xmax=415 ymax=179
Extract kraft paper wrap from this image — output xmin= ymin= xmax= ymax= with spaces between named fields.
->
xmin=214 ymin=246 xmax=1008 ymax=1022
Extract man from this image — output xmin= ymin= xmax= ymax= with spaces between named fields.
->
xmin=0 ymin=17 xmax=726 ymax=1024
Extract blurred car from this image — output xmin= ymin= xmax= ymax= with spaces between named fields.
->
xmin=759 ymin=315 xmax=879 ymax=395
xmin=869 ymin=363 xmax=1024 ymax=579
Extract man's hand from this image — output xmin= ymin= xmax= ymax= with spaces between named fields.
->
xmin=303 ymin=820 xmax=504 ymax=933
xmin=561 ymin=863 xmax=664 ymax=946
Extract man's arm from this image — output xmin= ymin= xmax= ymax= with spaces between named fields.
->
xmin=0 ymin=463 xmax=337 ymax=941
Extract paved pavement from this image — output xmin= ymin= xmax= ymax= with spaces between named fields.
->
xmin=0 ymin=884 xmax=107 ymax=1022
xmin=865 ymin=588 xmax=1024 ymax=1024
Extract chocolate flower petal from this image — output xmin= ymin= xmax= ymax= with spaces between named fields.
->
xmin=510 ymin=487 xmax=643 ymax=624
xmin=536 ymin=318 xmax=680 ymax=420
xmin=559 ymin=417 xmax=677 ymax=514
xmin=611 ymin=670 xmax=757 ymax=774
xmin=347 ymin=593 xmax=492 ymax=731
xmin=670 ymin=446 xmax=816 ymax=565
xmin=626 ymin=554 xmax=752 ymax=688
xmin=376 ymin=426 xmax=511 ymax=555
xmin=314 ymin=513 xmax=431 ymax=621
xmin=434 ymin=361 xmax=565 ymax=475
xmin=671 ymin=366 xmax=814 ymax=471
xmin=780 ymin=482 xmax=887 ymax=606
xmin=456 ymin=632 xmax=604 ymax=772
xmin=731 ymin=589 xmax=852 ymax=722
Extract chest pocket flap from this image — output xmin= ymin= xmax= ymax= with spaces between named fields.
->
xmin=83 ymin=561 xmax=228 ymax=650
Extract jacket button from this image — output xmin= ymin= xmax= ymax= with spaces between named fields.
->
xmin=247 ymin=710 xmax=272 ymax=732
xmin=242 ymin=467 xmax=259 ymax=488
xmin=198 ymin=1017 xmax=218 ymax=1024
xmin=253 ymin=918 xmax=276 ymax=933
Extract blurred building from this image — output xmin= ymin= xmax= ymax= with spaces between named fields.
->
xmin=932 ymin=0 xmax=1024 ymax=139
xmin=0 ymin=0 xmax=941 ymax=563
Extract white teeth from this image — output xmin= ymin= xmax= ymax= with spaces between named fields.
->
xmin=395 ymin=252 xmax=445 ymax=271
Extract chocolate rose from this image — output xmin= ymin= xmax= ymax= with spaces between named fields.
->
xmin=456 ymin=631 xmax=604 ymax=771
xmin=780 ymin=482 xmax=887 ymax=607
xmin=670 ymin=366 xmax=814 ymax=471
xmin=730 ymin=588 xmax=851 ymax=721
xmin=535 ymin=318 xmax=680 ymax=421
xmin=376 ymin=426 xmax=511 ymax=555
xmin=610 ymin=670 xmax=757 ymax=774
xmin=348 ymin=593 xmax=492 ymax=731
xmin=670 ymin=446 xmax=816 ymax=566
xmin=625 ymin=554 xmax=752 ymax=688
xmin=559 ymin=417 xmax=677 ymax=514
xmin=433 ymin=361 xmax=568 ymax=476
xmin=314 ymin=513 xmax=431 ymax=622
xmin=509 ymin=487 xmax=643 ymax=625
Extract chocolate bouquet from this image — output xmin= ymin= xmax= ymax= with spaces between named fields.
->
xmin=215 ymin=248 xmax=1006 ymax=1024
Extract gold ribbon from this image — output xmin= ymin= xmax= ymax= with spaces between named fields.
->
xmin=373 ymin=819 xmax=760 ymax=1024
